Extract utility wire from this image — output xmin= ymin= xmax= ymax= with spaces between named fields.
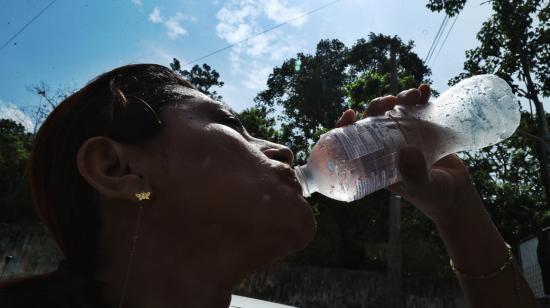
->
xmin=182 ymin=0 xmax=342 ymax=67
xmin=425 ymin=15 xmax=448 ymax=64
xmin=424 ymin=14 xmax=449 ymax=64
xmin=0 ymin=0 xmax=58 ymax=51
xmin=430 ymin=13 xmax=460 ymax=66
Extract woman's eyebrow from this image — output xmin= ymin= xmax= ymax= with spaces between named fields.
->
xmin=226 ymin=107 xmax=239 ymax=118
xmin=157 ymin=95 xmax=198 ymax=108
xmin=204 ymin=101 xmax=239 ymax=118
xmin=219 ymin=102 xmax=240 ymax=118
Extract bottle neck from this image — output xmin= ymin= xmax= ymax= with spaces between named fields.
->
xmin=295 ymin=164 xmax=315 ymax=198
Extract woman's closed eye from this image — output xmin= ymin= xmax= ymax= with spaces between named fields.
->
xmin=219 ymin=116 xmax=244 ymax=131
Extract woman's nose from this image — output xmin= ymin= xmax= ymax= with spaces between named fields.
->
xmin=262 ymin=146 xmax=294 ymax=166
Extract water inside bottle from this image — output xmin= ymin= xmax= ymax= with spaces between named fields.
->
xmin=299 ymin=74 xmax=520 ymax=202
xmin=306 ymin=114 xmax=456 ymax=202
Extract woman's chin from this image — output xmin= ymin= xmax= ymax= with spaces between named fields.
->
xmin=287 ymin=199 xmax=316 ymax=252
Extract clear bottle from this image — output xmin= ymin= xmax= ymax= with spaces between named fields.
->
xmin=294 ymin=74 xmax=521 ymax=202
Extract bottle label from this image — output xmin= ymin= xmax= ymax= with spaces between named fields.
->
xmin=353 ymin=152 xmax=400 ymax=199
xmin=332 ymin=118 xmax=405 ymax=201
xmin=333 ymin=122 xmax=385 ymax=160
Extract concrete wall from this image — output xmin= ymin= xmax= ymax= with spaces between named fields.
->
xmin=235 ymin=262 xmax=466 ymax=308
xmin=0 ymin=223 xmax=63 ymax=280
xmin=2 ymin=223 xmax=549 ymax=307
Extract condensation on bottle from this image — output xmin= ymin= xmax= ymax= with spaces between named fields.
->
xmin=294 ymin=74 xmax=521 ymax=202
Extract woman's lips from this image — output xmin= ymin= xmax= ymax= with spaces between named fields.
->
xmin=275 ymin=167 xmax=303 ymax=195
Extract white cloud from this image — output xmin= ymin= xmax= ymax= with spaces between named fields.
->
xmin=148 ymin=8 xmax=193 ymax=40
xmin=246 ymin=34 xmax=271 ymax=56
xmin=228 ymin=50 xmax=242 ymax=71
xmin=145 ymin=45 xmax=178 ymax=63
xmin=241 ymin=63 xmax=273 ymax=90
xmin=165 ymin=18 xmax=187 ymax=39
xmin=173 ymin=12 xmax=197 ymax=23
xmin=216 ymin=21 xmax=254 ymax=44
xmin=149 ymin=7 xmax=163 ymax=23
xmin=215 ymin=0 xmax=308 ymax=91
xmin=131 ymin=0 xmax=142 ymax=7
xmin=0 ymin=100 xmax=34 ymax=132
xmin=214 ymin=1 xmax=311 ymax=97
xmin=262 ymin=0 xmax=307 ymax=26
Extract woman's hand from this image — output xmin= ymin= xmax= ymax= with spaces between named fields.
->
xmin=334 ymin=85 xmax=479 ymax=225
xmin=336 ymin=86 xmax=540 ymax=308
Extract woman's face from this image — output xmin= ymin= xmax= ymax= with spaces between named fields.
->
xmin=137 ymin=86 xmax=315 ymax=271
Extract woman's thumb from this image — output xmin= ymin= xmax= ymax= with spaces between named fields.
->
xmin=397 ymin=145 xmax=431 ymax=195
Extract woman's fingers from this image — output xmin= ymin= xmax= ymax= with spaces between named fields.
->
xmin=362 ymin=95 xmax=398 ymax=118
xmin=335 ymin=109 xmax=356 ymax=127
xmin=419 ymin=84 xmax=430 ymax=104
xmin=396 ymin=88 xmax=421 ymax=106
xmin=387 ymin=145 xmax=435 ymax=202
xmin=396 ymin=146 xmax=431 ymax=191
xmin=362 ymin=84 xmax=431 ymax=119
xmin=433 ymin=153 xmax=467 ymax=170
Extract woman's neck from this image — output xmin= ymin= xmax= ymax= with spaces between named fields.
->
xmin=98 ymin=262 xmax=233 ymax=308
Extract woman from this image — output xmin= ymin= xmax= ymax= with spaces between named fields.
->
xmin=0 ymin=64 xmax=539 ymax=307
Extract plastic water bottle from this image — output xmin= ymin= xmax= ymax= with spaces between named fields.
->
xmin=294 ymin=74 xmax=520 ymax=202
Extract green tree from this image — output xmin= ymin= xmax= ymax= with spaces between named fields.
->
xmin=255 ymin=39 xmax=350 ymax=163
xmin=425 ymin=0 xmax=466 ymax=16
xmin=461 ymin=112 xmax=550 ymax=242
xmin=0 ymin=119 xmax=36 ymax=223
xmin=238 ymin=106 xmax=280 ymax=142
xmin=346 ymin=72 xmax=418 ymax=109
xmin=255 ymin=34 xmax=430 ymax=164
xmin=27 ymin=82 xmax=72 ymax=133
xmin=170 ymin=58 xmax=225 ymax=101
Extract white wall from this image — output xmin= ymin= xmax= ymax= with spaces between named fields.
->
xmin=519 ymin=237 xmax=545 ymax=297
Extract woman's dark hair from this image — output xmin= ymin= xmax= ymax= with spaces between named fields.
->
xmin=28 ymin=64 xmax=194 ymax=277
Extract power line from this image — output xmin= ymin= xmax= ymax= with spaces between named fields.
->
xmin=430 ymin=13 xmax=460 ymax=66
xmin=0 ymin=0 xmax=58 ymax=51
xmin=182 ymin=0 xmax=342 ymax=67
xmin=424 ymin=14 xmax=449 ymax=64
xmin=425 ymin=14 xmax=448 ymax=64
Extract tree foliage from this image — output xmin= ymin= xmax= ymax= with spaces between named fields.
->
xmin=27 ymin=82 xmax=73 ymax=133
xmin=255 ymin=39 xmax=350 ymax=149
xmin=425 ymin=0 xmax=466 ymax=17
xmin=461 ymin=112 xmax=550 ymax=242
xmin=170 ymin=58 xmax=225 ymax=101
xmin=238 ymin=106 xmax=280 ymax=142
xmin=255 ymin=33 xmax=431 ymax=164
xmin=429 ymin=0 xmax=550 ymax=239
xmin=0 ymin=119 xmax=36 ymax=223
xmin=346 ymin=72 xmax=418 ymax=109
xmin=447 ymin=0 xmax=550 ymax=96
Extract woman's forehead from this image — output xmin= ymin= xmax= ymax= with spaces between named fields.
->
xmin=166 ymin=85 xmax=209 ymax=100
xmin=162 ymin=87 xmax=237 ymax=116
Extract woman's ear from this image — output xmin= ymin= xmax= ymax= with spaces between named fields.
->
xmin=76 ymin=136 xmax=150 ymax=202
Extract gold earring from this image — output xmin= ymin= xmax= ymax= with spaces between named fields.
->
xmin=135 ymin=191 xmax=151 ymax=201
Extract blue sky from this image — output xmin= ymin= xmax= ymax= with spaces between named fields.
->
xmin=1 ymin=0 xmax=536 ymax=131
